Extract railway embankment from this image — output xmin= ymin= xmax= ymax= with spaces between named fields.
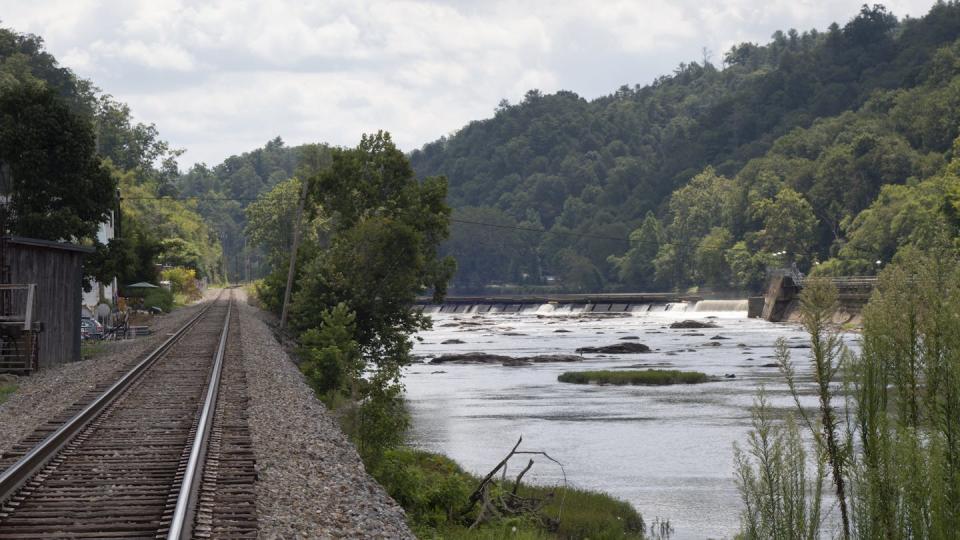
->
xmin=236 ymin=290 xmax=414 ymax=539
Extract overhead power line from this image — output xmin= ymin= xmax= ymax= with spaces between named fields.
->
xmin=121 ymin=194 xmax=741 ymax=251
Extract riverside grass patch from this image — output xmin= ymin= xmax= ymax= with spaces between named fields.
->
xmin=373 ymin=447 xmax=644 ymax=539
xmin=558 ymin=369 xmax=709 ymax=386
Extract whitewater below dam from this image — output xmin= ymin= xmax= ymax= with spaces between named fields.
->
xmin=406 ymin=300 xmax=846 ymax=539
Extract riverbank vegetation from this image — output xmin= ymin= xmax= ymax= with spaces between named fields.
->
xmin=372 ymin=447 xmax=645 ymax=539
xmin=558 ymin=369 xmax=708 ymax=386
xmin=735 ymin=250 xmax=960 ymax=538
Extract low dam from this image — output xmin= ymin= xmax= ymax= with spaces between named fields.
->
xmin=420 ymin=275 xmax=877 ymax=321
xmin=417 ymin=293 xmax=753 ymax=314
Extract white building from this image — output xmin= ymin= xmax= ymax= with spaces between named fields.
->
xmin=82 ymin=210 xmax=118 ymax=317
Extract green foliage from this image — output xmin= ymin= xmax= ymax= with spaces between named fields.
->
xmin=141 ymin=287 xmax=173 ymax=312
xmin=849 ymin=249 xmax=960 ymax=538
xmin=117 ymin=165 xmax=223 ymax=281
xmin=695 ymin=227 xmax=734 ymax=288
xmin=291 ymin=132 xmax=455 ymax=367
xmin=80 ymin=341 xmax=105 ymax=360
xmin=372 ymin=447 xmax=645 ymax=540
xmin=558 ymin=369 xmax=708 ymax=386
xmin=245 ymin=177 xmax=327 ymax=270
xmin=552 ymin=248 xmax=604 ymax=292
xmin=188 ymin=140 xmax=332 ymax=281
xmin=0 ymin=383 xmax=16 ymax=405
xmin=297 ymin=303 xmax=361 ymax=400
xmin=608 ymin=211 xmax=663 ymax=290
xmin=750 ymin=188 xmax=818 ymax=263
xmin=253 ymin=133 xmax=455 ymax=468
xmin=724 ymin=242 xmax=774 ymax=290
xmin=160 ymin=266 xmax=200 ymax=301
xmin=352 ymin=380 xmax=410 ymax=467
xmin=0 ymin=81 xmax=114 ymax=243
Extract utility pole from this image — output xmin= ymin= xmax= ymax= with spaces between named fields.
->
xmin=280 ymin=177 xmax=309 ymax=329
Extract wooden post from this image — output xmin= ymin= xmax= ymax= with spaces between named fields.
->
xmin=280 ymin=177 xmax=309 ymax=329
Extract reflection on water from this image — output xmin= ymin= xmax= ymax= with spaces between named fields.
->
xmin=406 ymin=305 xmax=844 ymax=539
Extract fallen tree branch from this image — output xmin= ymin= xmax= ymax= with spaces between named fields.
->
xmin=467 ymin=436 xmax=522 ymax=507
xmin=512 ymin=459 xmax=534 ymax=496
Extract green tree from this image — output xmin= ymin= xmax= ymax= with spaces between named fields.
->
xmin=694 ymin=227 xmax=734 ymax=288
xmin=609 ymin=211 xmax=663 ymax=289
xmin=287 ymin=132 xmax=455 ymax=463
xmin=750 ymin=187 xmax=818 ymax=263
xmin=298 ymin=303 xmax=362 ymax=401
xmin=725 ymin=241 xmax=775 ymax=291
xmin=0 ymin=82 xmax=115 ymax=242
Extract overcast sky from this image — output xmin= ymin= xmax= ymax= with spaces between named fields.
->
xmin=0 ymin=0 xmax=939 ymax=168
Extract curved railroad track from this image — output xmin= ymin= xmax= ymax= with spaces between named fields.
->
xmin=0 ymin=290 xmax=257 ymax=538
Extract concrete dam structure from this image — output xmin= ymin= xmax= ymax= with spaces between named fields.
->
xmin=419 ymin=275 xmax=876 ymax=323
xmin=760 ymin=275 xmax=877 ymax=322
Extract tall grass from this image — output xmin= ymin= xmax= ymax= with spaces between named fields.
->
xmin=734 ymin=391 xmax=824 ymax=540
xmin=736 ymin=249 xmax=960 ymax=538
xmin=848 ymin=248 xmax=960 ymax=538
xmin=558 ymin=369 xmax=708 ymax=386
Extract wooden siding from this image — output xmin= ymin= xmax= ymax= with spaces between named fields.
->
xmin=3 ymin=238 xmax=90 ymax=369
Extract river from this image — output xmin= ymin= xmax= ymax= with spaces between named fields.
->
xmin=405 ymin=301 xmax=839 ymax=539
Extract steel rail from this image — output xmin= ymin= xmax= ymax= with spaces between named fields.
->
xmin=0 ymin=290 xmax=223 ymax=506
xmin=167 ymin=292 xmax=232 ymax=539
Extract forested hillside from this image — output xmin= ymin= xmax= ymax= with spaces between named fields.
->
xmin=175 ymin=138 xmax=330 ymax=281
xmin=411 ymin=3 xmax=960 ymax=292
xmin=0 ymin=26 xmax=223 ymax=284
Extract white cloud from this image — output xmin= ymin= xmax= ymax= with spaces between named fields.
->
xmin=0 ymin=0 xmax=942 ymax=167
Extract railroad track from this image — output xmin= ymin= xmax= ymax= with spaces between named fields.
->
xmin=0 ymin=291 xmax=257 ymax=538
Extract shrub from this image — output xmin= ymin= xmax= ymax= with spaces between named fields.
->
xmin=298 ymin=303 xmax=361 ymax=400
xmin=160 ymin=266 xmax=201 ymax=300
xmin=141 ymin=287 xmax=173 ymax=312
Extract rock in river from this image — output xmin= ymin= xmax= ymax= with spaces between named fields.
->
xmin=669 ymin=320 xmax=719 ymax=329
xmin=441 ymin=339 xmax=466 ymax=344
xmin=575 ymin=342 xmax=651 ymax=354
xmin=429 ymin=352 xmax=582 ymax=365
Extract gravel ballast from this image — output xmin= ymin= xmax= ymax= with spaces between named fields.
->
xmin=236 ymin=291 xmax=414 ymax=539
xmin=0 ymin=298 xmax=209 ymax=456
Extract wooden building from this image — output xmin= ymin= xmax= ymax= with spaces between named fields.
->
xmin=1 ymin=236 xmax=92 ymax=371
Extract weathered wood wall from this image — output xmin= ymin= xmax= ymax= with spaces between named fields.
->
xmin=4 ymin=237 xmax=91 ymax=369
